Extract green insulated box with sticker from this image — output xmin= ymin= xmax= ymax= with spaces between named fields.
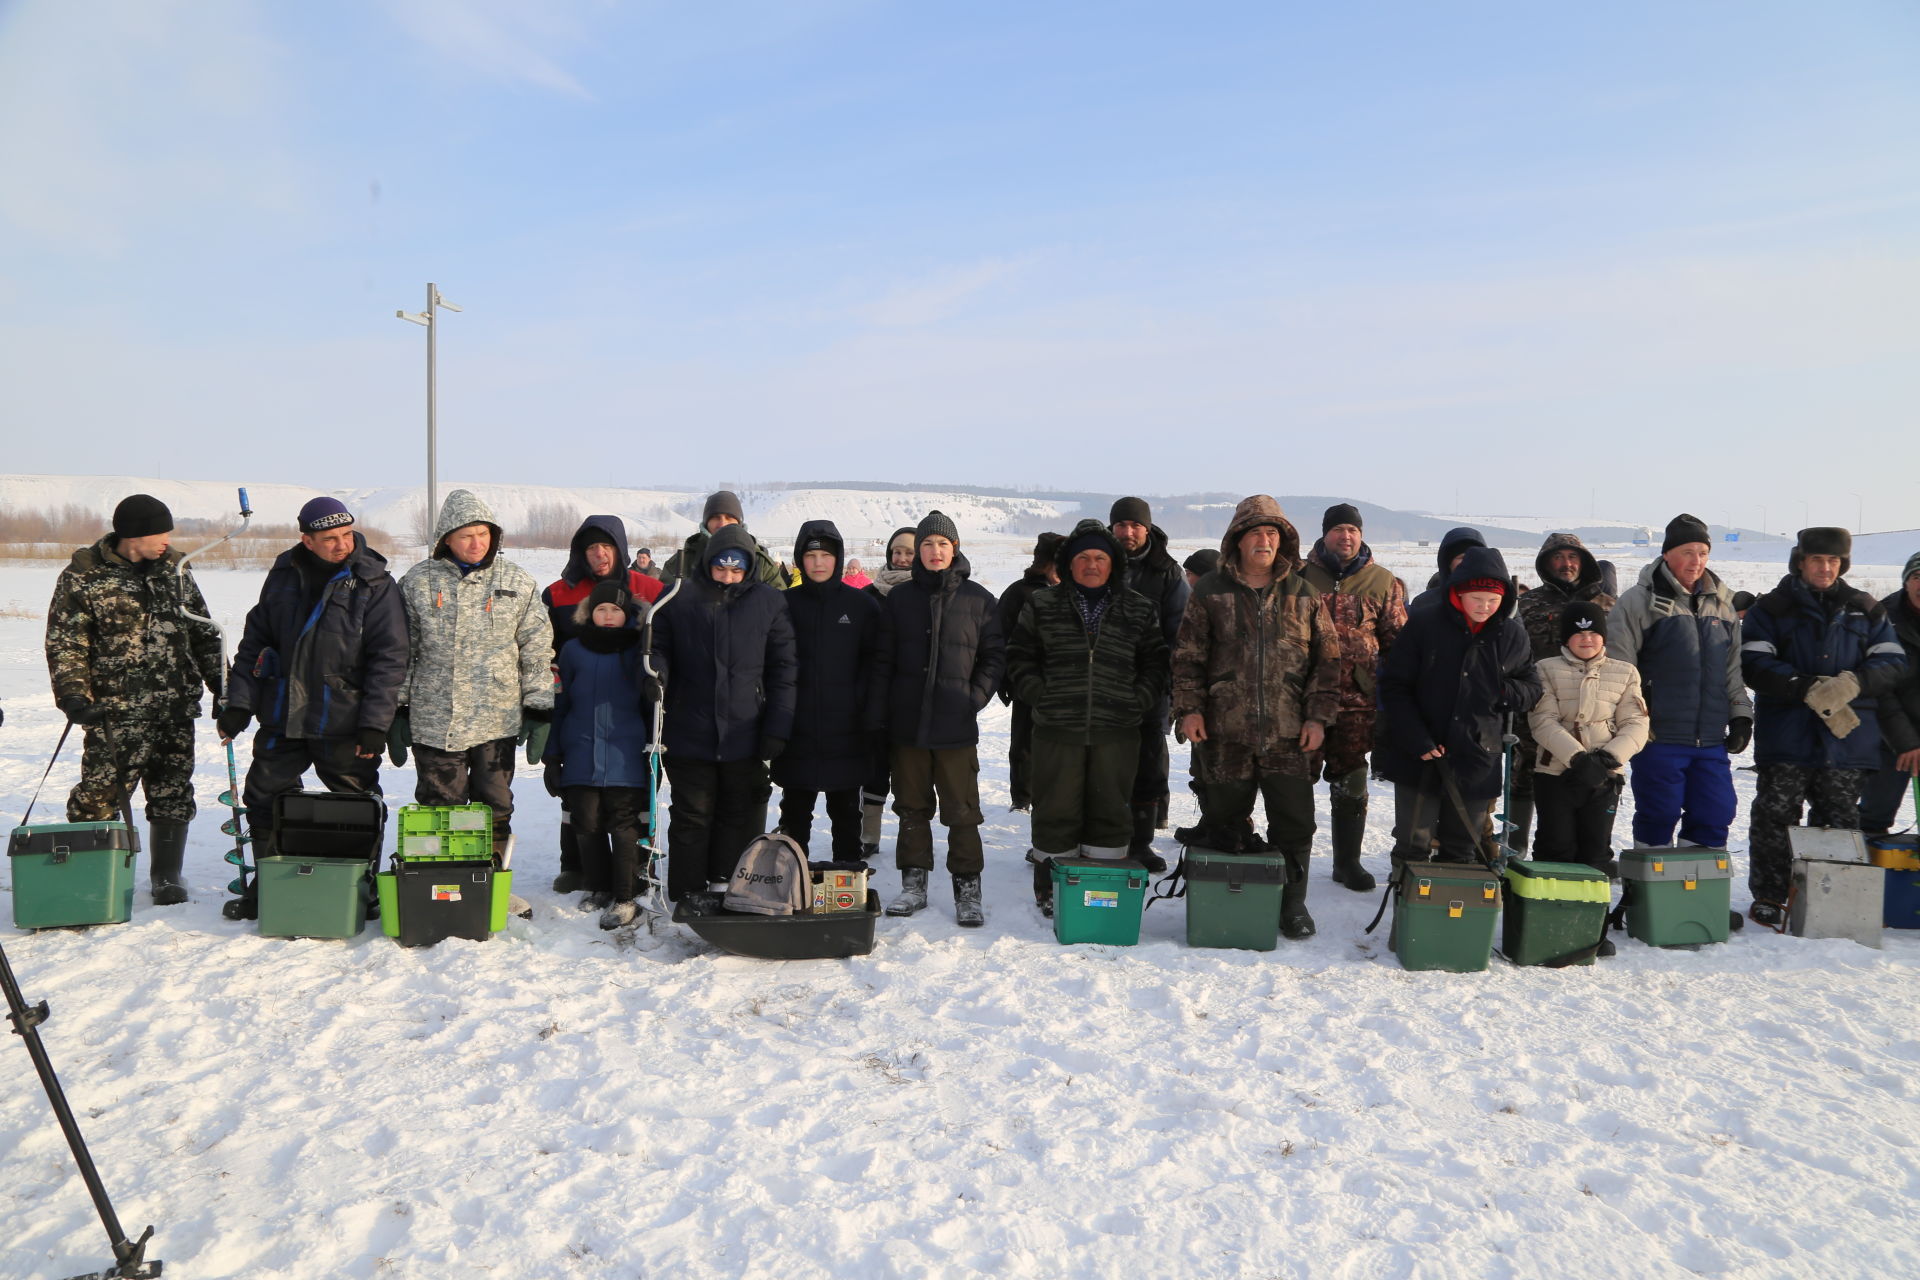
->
xmin=1052 ymin=857 xmax=1148 ymax=946
xmin=1182 ymin=847 xmax=1285 ymax=951
xmin=1619 ymin=847 xmax=1731 ymax=947
xmin=378 ymin=860 xmax=511 ymax=947
xmin=9 ymin=821 xmax=137 ymax=929
xmin=1393 ymin=861 xmax=1501 ymax=972
xmin=257 ymin=791 xmax=386 ymax=939
xmin=1500 ymin=860 xmax=1612 ymax=967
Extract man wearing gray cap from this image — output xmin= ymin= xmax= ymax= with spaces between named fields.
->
xmin=657 ymin=490 xmax=786 ymax=588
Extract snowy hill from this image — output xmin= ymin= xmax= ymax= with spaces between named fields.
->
xmin=0 ymin=474 xmax=1071 ymax=547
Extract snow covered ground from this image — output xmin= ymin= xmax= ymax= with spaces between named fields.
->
xmin=4 ymin=542 xmax=1920 ymax=1279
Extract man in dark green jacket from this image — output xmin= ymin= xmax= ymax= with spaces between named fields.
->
xmin=1007 ymin=520 xmax=1167 ymax=915
xmin=657 ymin=490 xmax=786 ymax=589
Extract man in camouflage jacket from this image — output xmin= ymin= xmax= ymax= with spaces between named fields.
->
xmin=1299 ymin=502 xmax=1407 ymax=893
xmin=45 ymin=494 xmax=222 ymax=904
xmin=1172 ymin=495 xmax=1341 ymax=939
xmin=397 ymin=489 xmax=554 ymax=845
xmin=1508 ymin=532 xmax=1617 ymax=853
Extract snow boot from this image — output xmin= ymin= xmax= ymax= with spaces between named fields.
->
xmin=1596 ymin=936 xmax=1617 ymax=958
xmin=886 ymin=867 xmax=929 ymax=917
xmin=1129 ymin=804 xmax=1168 ymax=873
xmin=953 ymin=873 xmax=985 ymax=928
xmin=858 ymin=842 xmax=880 ymax=861
xmin=1327 ymin=800 xmax=1374 ymax=892
xmin=1032 ymin=861 xmax=1055 ymax=918
xmin=149 ymin=818 xmax=190 ymax=905
xmin=1280 ymin=851 xmax=1315 ymax=940
xmin=1749 ymin=901 xmax=1786 ymax=930
xmin=552 ymin=869 xmax=584 ymax=893
xmin=599 ymin=899 xmax=639 ymax=930
xmin=582 ymin=891 xmax=614 ymax=912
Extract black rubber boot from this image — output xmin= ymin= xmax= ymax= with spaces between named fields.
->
xmin=1328 ymin=800 xmax=1375 ymax=892
xmin=953 ymin=873 xmax=985 ymax=928
xmin=1129 ymin=804 xmax=1168 ymax=873
xmin=1032 ymin=861 xmax=1055 ymax=918
xmin=1280 ymin=850 xmax=1316 ymax=939
xmin=149 ymin=818 xmax=190 ymax=905
xmin=886 ymin=867 xmax=929 ymax=917
xmin=552 ymin=817 xmax=584 ymax=893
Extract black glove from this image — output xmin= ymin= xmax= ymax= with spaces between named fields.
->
xmin=356 ymin=726 xmax=387 ymax=758
xmin=639 ymin=675 xmax=662 ymax=705
xmin=1565 ymin=750 xmax=1612 ymax=793
xmin=758 ymin=734 xmax=786 ymax=761
xmin=543 ymin=759 xmax=563 ymax=798
xmin=216 ymin=707 xmax=253 ymax=740
xmin=520 ymin=703 xmax=551 ymax=723
xmin=57 ymin=696 xmax=105 ymax=725
xmin=1725 ymin=716 xmax=1753 ymax=755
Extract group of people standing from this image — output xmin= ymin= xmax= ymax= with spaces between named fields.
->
xmin=38 ymin=487 xmax=1920 ymax=946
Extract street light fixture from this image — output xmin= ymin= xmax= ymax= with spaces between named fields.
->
xmin=396 ymin=282 xmax=462 ymax=540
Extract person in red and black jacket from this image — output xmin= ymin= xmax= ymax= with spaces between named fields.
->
xmin=540 ymin=515 xmax=663 ymax=893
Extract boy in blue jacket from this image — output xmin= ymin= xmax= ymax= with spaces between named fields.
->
xmin=543 ymin=580 xmax=654 ymax=928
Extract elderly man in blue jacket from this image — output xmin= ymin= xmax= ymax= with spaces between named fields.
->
xmin=1740 ymin=527 xmax=1910 ymax=925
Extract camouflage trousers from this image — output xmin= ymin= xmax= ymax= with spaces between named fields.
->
xmin=68 ymin=717 xmax=197 ymax=825
xmin=1313 ymin=707 xmax=1376 ymax=782
xmin=1205 ymin=740 xmax=1316 ymax=854
xmin=1747 ymin=764 xmax=1866 ymax=904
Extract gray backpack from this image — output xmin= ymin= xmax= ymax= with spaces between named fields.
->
xmin=723 ymin=832 xmax=810 ymax=916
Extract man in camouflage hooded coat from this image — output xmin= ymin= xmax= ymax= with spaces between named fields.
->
xmin=45 ymin=494 xmax=223 ymax=904
xmin=396 ymin=490 xmax=554 ymax=845
xmin=1172 ymin=495 xmax=1341 ymax=939
xmin=1508 ymin=532 xmax=1617 ymax=853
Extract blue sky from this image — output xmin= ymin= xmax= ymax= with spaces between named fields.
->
xmin=1 ymin=1 xmax=1915 ymax=531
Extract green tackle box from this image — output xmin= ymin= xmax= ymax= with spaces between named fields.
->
xmin=1392 ymin=860 xmax=1501 ymax=972
xmin=377 ymin=861 xmax=512 ymax=947
xmin=394 ymin=803 xmax=493 ymax=861
xmin=1182 ymin=847 xmax=1285 ymax=951
xmin=1500 ymin=860 xmax=1612 ymax=967
xmin=1051 ymin=857 xmax=1148 ymax=946
xmin=1618 ymin=847 xmax=1731 ymax=948
xmin=256 ymin=855 xmax=374 ymax=939
xmin=8 ymin=822 xmax=138 ymax=930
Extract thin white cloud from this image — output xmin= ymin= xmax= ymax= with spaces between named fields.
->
xmin=854 ymin=258 xmax=1026 ymax=329
xmin=382 ymin=0 xmax=598 ymax=98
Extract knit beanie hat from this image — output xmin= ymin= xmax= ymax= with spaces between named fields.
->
xmin=579 ymin=526 xmax=617 ymax=550
xmin=1322 ymin=502 xmax=1362 ymax=534
xmin=1109 ymin=496 xmax=1152 ymax=527
xmin=702 ymin=490 xmax=745 ymax=525
xmin=710 ymin=547 xmax=750 ymax=572
xmin=1662 ymin=513 xmax=1711 ymax=553
xmin=1732 ymin=590 xmax=1756 ymax=612
xmin=298 ymin=496 xmax=354 ymax=533
xmin=1183 ymin=548 xmax=1220 ymax=577
xmin=1458 ymin=577 xmax=1507 ymax=597
xmin=1904 ymin=552 xmax=1920 ymax=584
xmin=1031 ymin=532 xmax=1061 ymax=559
xmin=916 ymin=510 xmax=960 ymax=545
xmin=585 ymin=579 xmax=632 ymax=614
xmin=112 ymin=494 xmax=173 ymax=539
xmin=1559 ymin=601 xmax=1608 ymax=644
xmin=1064 ymin=529 xmax=1111 ymax=563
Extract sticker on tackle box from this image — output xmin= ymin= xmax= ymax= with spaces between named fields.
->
xmin=1083 ymin=889 xmax=1119 ymax=909
xmin=432 ymin=884 xmax=463 ymax=902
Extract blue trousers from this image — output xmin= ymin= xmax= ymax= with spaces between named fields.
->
xmin=1628 ymin=741 xmax=1736 ymax=848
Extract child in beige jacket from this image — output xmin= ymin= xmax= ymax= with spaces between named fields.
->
xmin=1529 ymin=602 xmax=1650 ymax=877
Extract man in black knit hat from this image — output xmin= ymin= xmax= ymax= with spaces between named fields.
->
xmin=45 ymin=494 xmax=224 ymax=905
xmin=657 ymin=489 xmax=785 ymax=588
xmin=1107 ymin=496 xmax=1188 ymax=871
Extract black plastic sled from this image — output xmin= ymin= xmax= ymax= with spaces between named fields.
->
xmin=674 ymin=891 xmax=880 ymax=960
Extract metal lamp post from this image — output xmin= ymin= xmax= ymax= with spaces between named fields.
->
xmin=396 ymin=283 xmax=462 ymax=541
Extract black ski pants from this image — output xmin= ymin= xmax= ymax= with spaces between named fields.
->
xmin=1030 ymin=734 xmax=1138 ymax=857
xmin=413 ymin=737 xmax=518 ymax=843
xmin=1531 ymin=771 xmax=1623 ymax=871
xmin=566 ymin=785 xmax=646 ymax=901
xmin=241 ymin=733 xmax=382 ymax=857
xmin=1390 ymin=777 xmax=1492 ymax=871
xmin=664 ymin=756 xmax=770 ymax=900
xmin=890 ymin=745 xmax=984 ymax=875
xmin=1008 ymin=699 xmax=1035 ymax=810
xmin=778 ymin=786 xmax=863 ymax=860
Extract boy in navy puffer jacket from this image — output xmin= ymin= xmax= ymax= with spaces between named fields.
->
xmin=543 ymin=580 xmax=655 ymax=929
